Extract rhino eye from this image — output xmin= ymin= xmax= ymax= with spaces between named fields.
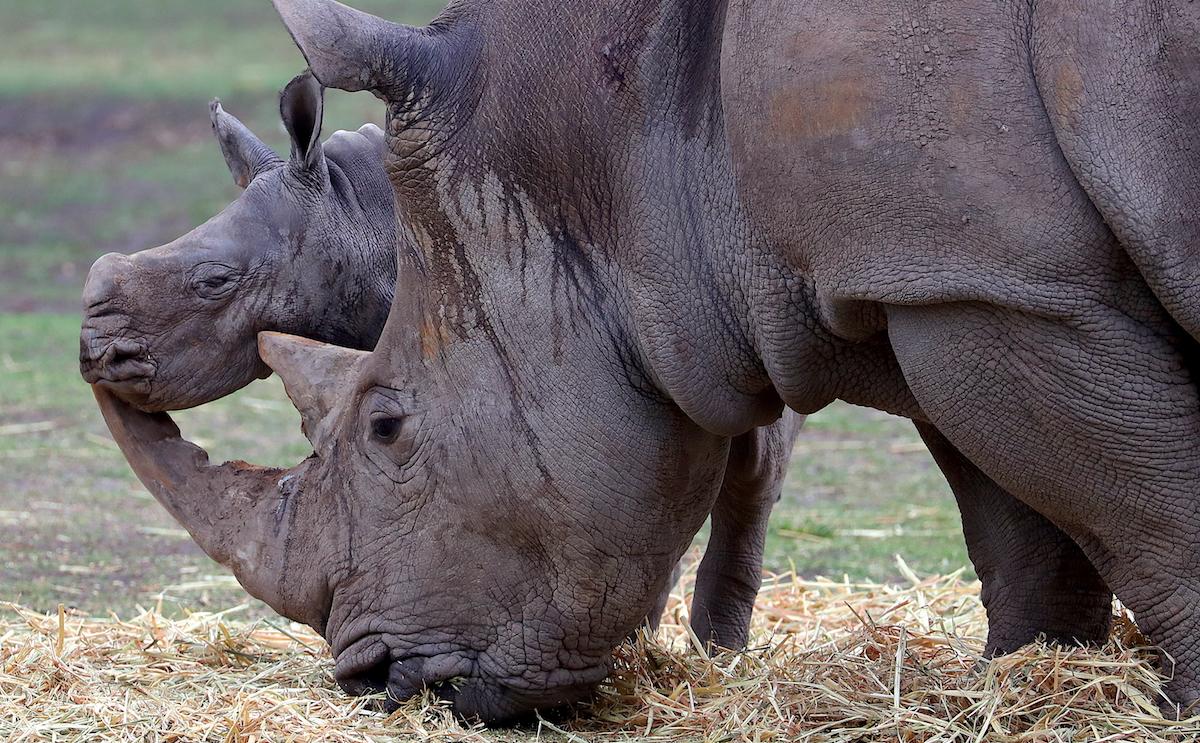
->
xmin=370 ymin=415 xmax=405 ymax=444
xmin=191 ymin=264 xmax=241 ymax=300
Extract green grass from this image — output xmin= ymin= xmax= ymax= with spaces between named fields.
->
xmin=768 ymin=409 xmax=969 ymax=582
xmin=0 ymin=0 xmax=446 ymax=98
xmin=0 ymin=0 xmax=971 ymax=618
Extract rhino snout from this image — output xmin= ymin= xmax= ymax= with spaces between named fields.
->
xmin=82 ymin=252 xmax=133 ymax=312
xmin=80 ymin=252 xmax=159 ymax=402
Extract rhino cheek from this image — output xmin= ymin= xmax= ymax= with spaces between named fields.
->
xmin=155 ymin=341 xmax=270 ymax=411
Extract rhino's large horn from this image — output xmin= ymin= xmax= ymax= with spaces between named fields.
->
xmin=93 ymin=386 xmax=330 ymax=630
xmin=272 ymin=0 xmax=451 ymax=98
xmin=258 ymin=332 xmax=368 ymax=455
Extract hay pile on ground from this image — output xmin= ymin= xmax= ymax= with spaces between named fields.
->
xmin=3 ymin=560 xmax=1198 ymax=742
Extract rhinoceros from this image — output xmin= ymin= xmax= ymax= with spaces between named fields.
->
xmin=80 ymin=73 xmax=396 ymax=411
xmin=92 ymin=0 xmax=1200 ymax=722
xmin=80 ymin=72 xmax=801 ymax=653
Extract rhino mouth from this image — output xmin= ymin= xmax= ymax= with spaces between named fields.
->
xmin=333 ymin=634 xmax=609 ymax=723
xmin=79 ymin=326 xmax=157 ymax=401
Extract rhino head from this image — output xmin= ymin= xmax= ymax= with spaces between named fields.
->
xmin=97 ymin=0 xmax=789 ymax=723
xmin=80 ymin=72 xmax=397 ymax=411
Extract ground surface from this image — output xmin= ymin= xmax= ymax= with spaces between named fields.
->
xmin=0 ymin=0 xmax=968 ymax=620
xmin=9 ymin=573 xmax=1193 ymax=743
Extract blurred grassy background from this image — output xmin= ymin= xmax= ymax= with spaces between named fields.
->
xmin=0 ymin=0 xmax=968 ymax=617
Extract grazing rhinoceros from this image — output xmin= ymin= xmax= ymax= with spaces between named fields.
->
xmin=92 ymin=0 xmax=1200 ymax=722
xmin=79 ymin=72 xmax=802 ymax=653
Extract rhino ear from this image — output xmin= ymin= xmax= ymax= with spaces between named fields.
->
xmin=280 ymin=71 xmax=327 ymax=178
xmin=258 ymin=332 xmax=368 ymax=454
xmin=209 ymin=99 xmax=283 ymax=188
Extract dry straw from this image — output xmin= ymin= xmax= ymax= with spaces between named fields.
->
xmin=3 ymin=558 xmax=1198 ymax=742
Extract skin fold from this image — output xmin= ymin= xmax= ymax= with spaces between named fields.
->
xmin=89 ymin=0 xmax=1200 ymax=723
xmin=82 ymin=72 xmax=801 ymax=660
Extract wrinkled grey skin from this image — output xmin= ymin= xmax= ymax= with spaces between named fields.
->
xmin=80 ymin=73 xmax=804 ymax=652
xmin=93 ymin=0 xmax=1200 ymax=723
xmin=80 ymin=73 xmax=396 ymax=411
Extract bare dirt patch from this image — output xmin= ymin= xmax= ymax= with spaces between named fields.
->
xmin=0 ymin=94 xmax=241 ymax=158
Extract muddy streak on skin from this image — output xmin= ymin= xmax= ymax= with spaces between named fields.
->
xmin=430 ymin=162 xmax=565 ymax=483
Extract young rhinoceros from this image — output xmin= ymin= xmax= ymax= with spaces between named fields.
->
xmin=79 ymin=73 xmax=395 ymax=412
xmin=82 ymin=71 xmax=803 ymax=652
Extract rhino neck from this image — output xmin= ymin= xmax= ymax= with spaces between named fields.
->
xmin=637 ymin=119 xmax=922 ymax=425
xmin=299 ymin=264 xmax=394 ymax=352
xmin=287 ymin=151 xmax=398 ymax=353
xmin=587 ymin=5 xmax=798 ymax=435
xmin=390 ymin=0 xmax=916 ymax=433
xmin=300 ymin=237 xmax=395 ymax=352
xmin=271 ymin=240 xmax=393 ymax=354
xmin=382 ymin=0 xmax=773 ymax=436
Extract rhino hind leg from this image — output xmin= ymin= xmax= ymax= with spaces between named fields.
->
xmin=915 ymin=421 xmax=1112 ymax=654
xmin=1034 ymin=1 xmax=1200 ymax=345
xmin=889 ymin=300 xmax=1200 ymax=714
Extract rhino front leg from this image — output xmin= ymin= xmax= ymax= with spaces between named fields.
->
xmin=643 ymin=561 xmax=682 ymax=632
xmin=915 ymin=421 xmax=1113 ymax=655
xmin=689 ymin=412 xmax=802 ymax=650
